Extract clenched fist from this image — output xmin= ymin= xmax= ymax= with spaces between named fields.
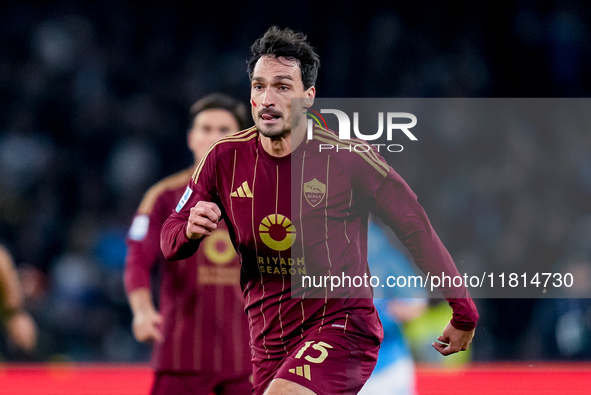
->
xmin=186 ymin=201 xmax=222 ymax=239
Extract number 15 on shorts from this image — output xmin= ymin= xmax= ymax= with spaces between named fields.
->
xmin=295 ymin=341 xmax=334 ymax=363
xmin=289 ymin=341 xmax=334 ymax=381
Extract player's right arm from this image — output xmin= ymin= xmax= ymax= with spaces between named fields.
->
xmin=160 ymin=177 xmax=221 ymax=261
xmin=186 ymin=201 xmax=222 ymax=240
xmin=128 ymin=288 xmax=163 ymax=343
xmin=161 ymin=147 xmax=220 ymax=262
xmin=124 ymin=181 xmax=179 ymax=344
xmin=125 ymin=228 xmax=162 ymax=344
xmin=0 ymin=245 xmax=37 ymax=351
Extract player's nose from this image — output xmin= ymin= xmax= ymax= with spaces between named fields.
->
xmin=261 ymin=88 xmax=276 ymax=107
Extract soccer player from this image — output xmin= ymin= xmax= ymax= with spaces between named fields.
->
xmin=0 ymin=244 xmax=37 ymax=353
xmin=161 ymin=27 xmax=479 ymax=395
xmin=124 ymin=93 xmax=252 ymax=395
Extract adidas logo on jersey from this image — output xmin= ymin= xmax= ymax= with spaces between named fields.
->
xmin=288 ymin=364 xmax=311 ymax=380
xmin=230 ymin=181 xmax=253 ymax=198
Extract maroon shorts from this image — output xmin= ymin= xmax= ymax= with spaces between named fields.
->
xmin=151 ymin=371 xmax=252 ymax=395
xmin=252 ymin=330 xmax=379 ymax=395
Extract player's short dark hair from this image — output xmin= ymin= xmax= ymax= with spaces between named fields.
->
xmin=188 ymin=93 xmax=250 ymax=130
xmin=247 ymin=26 xmax=320 ymax=90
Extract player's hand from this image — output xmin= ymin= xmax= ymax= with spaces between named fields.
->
xmin=6 ymin=311 xmax=37 ymax=351
xmin=186 ymin=201 xmax=222 ymax=240
xmin=432 ymin=321 xmax=475 ymax=356
xmin=132 ymin=308 xmax=163 ymax=343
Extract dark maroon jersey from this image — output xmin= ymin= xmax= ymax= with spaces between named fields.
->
xmin=161 ymin=127 xmax=478 ymax=360
xmin=124 ymin=168 xmax=251 ymax=375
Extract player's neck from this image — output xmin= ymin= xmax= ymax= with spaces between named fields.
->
xmin=259 ymin=124 xmax=306 ymax=157
xmin=260 ymin=134 xmax=290 ymax=157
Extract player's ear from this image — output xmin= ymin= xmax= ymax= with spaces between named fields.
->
xmin=305 ymin=86 xmax=316 ymax=107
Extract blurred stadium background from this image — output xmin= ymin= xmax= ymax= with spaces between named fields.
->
xmin=1 ymin=0 xmax=591 ymax=393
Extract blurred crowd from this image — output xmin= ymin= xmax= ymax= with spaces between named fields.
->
xmin=0 ymin=1 xmax=590 ymax=363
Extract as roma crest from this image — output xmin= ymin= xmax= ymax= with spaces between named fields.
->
xmin=303 ymin=178 xmax=326 ymax=207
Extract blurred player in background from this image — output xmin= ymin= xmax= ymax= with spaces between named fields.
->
xmin=161 ymin=27 xmax=478 ymax=394
xmin=0 ymin=244 xmax=37 ymax=354
xmin=124 ymin=93 xmax=252 ymax=395
xmin=359 ymin=218 xmax=428 ymax=395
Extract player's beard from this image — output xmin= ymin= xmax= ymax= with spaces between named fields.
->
xmin=258 ymin=121 xmax=290 ymax=138
xmin=257 ymin=111 xmax=292 ymax=139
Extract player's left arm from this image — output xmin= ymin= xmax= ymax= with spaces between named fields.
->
xmin=365 ymin=166 xmax=478 ymax=351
